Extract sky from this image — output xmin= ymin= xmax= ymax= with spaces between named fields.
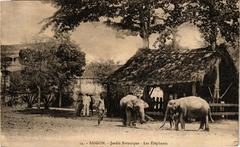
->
xmin=1 ymin=1 xmax=205 ymax=64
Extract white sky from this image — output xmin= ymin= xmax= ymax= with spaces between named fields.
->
xmin=1 ymin=1 xmax=205 ymax=64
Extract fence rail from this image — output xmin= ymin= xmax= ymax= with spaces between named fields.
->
xmin=211 ymin=112 xmax=239 ymax=116
xmin=210 ymin=103 xmax=239 ymax=107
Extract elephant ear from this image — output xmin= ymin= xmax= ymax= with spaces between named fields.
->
xmin=143 ymin=101 xmax=149 ymax=108
xmin=136 ymin=99 xmax=149 ymax=108
xmin=126 ymin=101 xmax=134 ymax=109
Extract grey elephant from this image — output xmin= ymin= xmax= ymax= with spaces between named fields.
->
xmin=120 ymin=94 xmax=149 ymax=127
xmin=160 ymin=96 xmax=214 ymax=131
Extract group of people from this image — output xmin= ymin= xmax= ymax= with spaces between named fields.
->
xmin=75 ymin=92 xmax=105 ymax=125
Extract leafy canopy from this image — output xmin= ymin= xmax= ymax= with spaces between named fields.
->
xmin=87 ymin=59 xmax=120 ymax=83
xmin=19 ymin=39 xmax=86 ymax=95
xmin=42 ymin=0 xmax=239 ymax=48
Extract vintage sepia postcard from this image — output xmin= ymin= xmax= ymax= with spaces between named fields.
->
xmin=1 ymin=0 xmax=239 ymax=147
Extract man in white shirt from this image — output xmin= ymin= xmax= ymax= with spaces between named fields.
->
xmin=82 ymin=94 xmax=91 ymax=117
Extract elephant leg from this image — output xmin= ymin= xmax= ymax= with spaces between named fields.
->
xmin=199 ymin=119 xmax=204 ymax=130
xmin=126 ymin=108 xmax=132 ymax=127
xmin=169 ymin=119 xmax=173 ymax=129
xmin=175 ymin=117 xmax=180 ymax=131
xmin=205 ymin=115 xmax=209 ymax=131
xmin=132 ymin=111 xmax=137 ymax=127
xmin=169 ymin=115 xmax=175 ymax=129
xmin=122 ymin=108 xmax=127 ymax=126
xmin=180 ymin=113 xmax=185 ymax=130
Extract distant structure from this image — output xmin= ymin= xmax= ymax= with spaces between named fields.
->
xmin=106 ymin=44 xmax=238 ymax=116
xmin=73 ymin=66 xmax=104 ymax=97
xmin=1 ymin=44 xmax=25 ymax=72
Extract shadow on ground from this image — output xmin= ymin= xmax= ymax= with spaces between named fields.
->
xmin=14 ymin=108 xmax=122 ymax=122
xmin=16 ymin=109 xmax=78 ymax=118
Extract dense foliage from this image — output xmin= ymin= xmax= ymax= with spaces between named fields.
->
xmin=18 ymin=39 xmax=86 ymax=108
xmin=87 ymin=59 xmax=120 ymax=84
xmin=1 ymin=55 xmax=12 ymax=104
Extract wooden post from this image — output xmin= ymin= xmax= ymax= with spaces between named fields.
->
xmin=106 ymin=83 xmax=111 ymax=117
xmin=162 ymin=86 xmax=169 ymax=114
xmin=160 ymin=97 xmax=163 ymax=111
xmin=37 ymin=85 xmax=41 ymax=109
xmin=143 ymin=86 xmax=150 ymax=101
xmin=214 ymin=58 xmax=221 ymax=103
xmin=174 ymin=93 xmax=178 ymax=99
xmin=156 ymin=97 xmax=159 ymax=112
xmin=192 ymin=82 xmax=197 ymax=96
xmin=59 ymin=90 xmax=62 ymax=107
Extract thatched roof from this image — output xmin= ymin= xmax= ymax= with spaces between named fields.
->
xmin=107 ymin=45 xmax=234 ymax=86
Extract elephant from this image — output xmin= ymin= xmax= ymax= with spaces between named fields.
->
xmin=120 ymin=94 xmax=149 ymax=127
xmin=160 ymin=96 xmax=214 ymax=131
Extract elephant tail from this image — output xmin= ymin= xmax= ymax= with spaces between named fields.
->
xmin=208 ymin=109 xmax=214 ymax=123
xmin=160 ymin=107 xmax=169 ymax=129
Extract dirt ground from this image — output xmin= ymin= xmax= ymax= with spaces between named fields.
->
xmin=1 ymin=106 xmax=239 ymax=147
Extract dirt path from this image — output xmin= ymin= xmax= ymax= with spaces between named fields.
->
xmin=1 ymin=107 xmax=239 ymax=147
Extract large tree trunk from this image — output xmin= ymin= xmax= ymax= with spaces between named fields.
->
xmin=140 ymin=1 xmax=150 ymax=49
xmin=214 ymin=58 xmax=221 ymax=103
xmin=192 ymin=82 xmax=197 ymax=96
xmin=143 ymin=37 xmax=149 ymax=49
xmin=27 ymin=94 xmax=34 ymax=108
xmin=59 ymin=90 xmax=62 ymax=107
xmin=37 ymin=85 xmax=41 ymax=109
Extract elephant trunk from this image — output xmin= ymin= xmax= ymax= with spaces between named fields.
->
xmin=160 ymin=107 xmax=169 ymax=129
xmin=208 ymin=108 xmax=214 ymax=123
xmin=139 ymin=107 xmax=147 ymax=124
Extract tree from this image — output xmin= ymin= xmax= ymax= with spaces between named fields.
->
xmin=9 ymin=71 xmax=37 ymax=108
xmin=87 ymin=59 xmax=120 ymax=84
xmin=19 ymin=38 xmax=86 ymax=108
xmin=1 ymin=55 xmax=12 ymax=105
xmin=19 ymin=46 xmax=54 ymax=109
xmin=168 ymin=0 xmax=239 ymax=49
xmin=42 ymin=0 xmax=181 ymax=48
xmin=49 ymin=39 xmax=86 ymax=107
xmin=41 ymin=0 xmax=112 ymax=38
xmin=164 ymin=0 xmax=239 ymax=101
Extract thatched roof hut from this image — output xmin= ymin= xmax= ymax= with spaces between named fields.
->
xmin=108 ymin=45 xmax=237 ymax=84
xmin=106 ymin=44 xmax=238 ymax=116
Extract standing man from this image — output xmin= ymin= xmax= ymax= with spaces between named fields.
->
xmin=97 ymin=92 xmax=105 ymax=125
xmin=82 ymin=93 xmax=91 ymax=117
xmin=75 ymin=93 xmax=83 ymax=116
xmin=89 ymin=95 xmax=95 ymax=116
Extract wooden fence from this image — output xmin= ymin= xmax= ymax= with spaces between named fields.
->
xmin=210 ymin=103 xmax=238 ymax=118
xmin=145 ymin=97 xmax=238 ymax=118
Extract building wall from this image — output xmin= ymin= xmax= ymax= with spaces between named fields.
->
xmin=74 ymin=78 xmax=104 ymax=96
